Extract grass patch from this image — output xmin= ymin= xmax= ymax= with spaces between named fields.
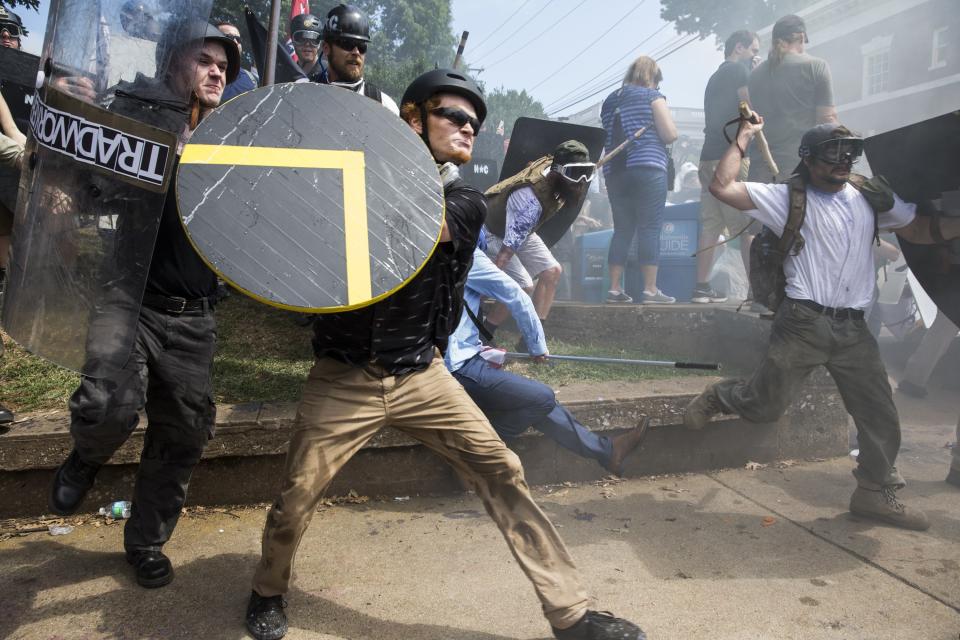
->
xmin=1 ymin=295 xmax=713 ymax=413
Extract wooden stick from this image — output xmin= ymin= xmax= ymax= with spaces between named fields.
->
xmin=452 ymin=31 xmax=469 ymax=70
xmin=596 ymin=126 xmax=647 ymax=169
xmin=739 ymin=101 xmax=779 ymax=179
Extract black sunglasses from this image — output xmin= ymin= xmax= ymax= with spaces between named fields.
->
xmin=331 ymin=37 xmax=367 ymax=54
xmin=430 ymin=107 xmax=480 ymax=135
xmin=224 ymin=34 xmax=241 ymax=44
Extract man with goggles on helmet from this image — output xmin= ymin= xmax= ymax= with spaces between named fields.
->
xmin=686 ymin=119 xmax=960 ymax=533
xmin=289 ymin=12 xmax=325 ymax=82
xmin=481 ymin=140 xmax=597 ymax=342
xmin=0 ymin=6 xmax=24 ymax=50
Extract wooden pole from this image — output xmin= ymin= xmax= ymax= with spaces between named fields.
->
xmin=452 ymin=31 xmax=469 ymax=70
xmin=263 ymin=0 xmax=283 ymax=86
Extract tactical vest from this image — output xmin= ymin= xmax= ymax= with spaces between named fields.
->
xmin=483 ymin=156 xmax=565 ymax=238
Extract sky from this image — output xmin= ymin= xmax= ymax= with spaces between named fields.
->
xmin=14 ymin=0 xmax=727 ymax=115
xmin=450 ymin=0 xmax=727 ymax=116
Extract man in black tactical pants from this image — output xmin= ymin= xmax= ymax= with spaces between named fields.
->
xmin=48 ymin=21 xmax=240 ymax=589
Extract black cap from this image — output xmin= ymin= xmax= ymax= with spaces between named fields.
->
xmin=798 ymin=123 xmax=859 ymax=158
xmin=552 ymin=140 xmax=590 ymax=165
xmin=291 ymin=13 xmax=323 ymax=36
xmin=323 ymin=4 xmax=371 ymax=43
xmin=772 ymin=14 xmax=806 ymax=42
xmin=0 ymin=6 xmax=26 ymax=37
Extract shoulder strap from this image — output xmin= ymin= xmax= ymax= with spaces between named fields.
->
xmin=463 ymin=302 xmax=493 ymax=343
xmin=363 ymin=82 xmax=383 ymax=103
xmin=848 ymin=172 xmax=889 ymax=246
xmin=780 ymin=174 xmax=808 ymax=257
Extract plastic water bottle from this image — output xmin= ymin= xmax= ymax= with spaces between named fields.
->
xmin=99 ymin=500 xmax=132 ymax=519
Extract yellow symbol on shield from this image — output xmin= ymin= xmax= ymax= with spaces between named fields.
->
xmin=179 ymin=144 xmax=372 ymax=305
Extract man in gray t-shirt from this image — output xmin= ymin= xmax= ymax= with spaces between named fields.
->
xmin=747 ymin=14 xmax=837 ymax=182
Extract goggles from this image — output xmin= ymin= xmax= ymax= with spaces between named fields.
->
xmin=810 ymin=137 xmax=863 ymax=165
xmin=430 ymin=107 xmax=480 ymax=136
xmin=330 ymin=37 xmax=368 ymax=54
xmin=556 ymin=162 xmax=597 ymax=183
xmin=292 ymin=30 xmax=321 ymax=45
xmin=0 ymin=24 xmax=23 ymax=38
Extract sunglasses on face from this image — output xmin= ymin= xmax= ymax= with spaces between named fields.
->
xmin=813 ymin=138 xmax=863 ymax=164
xmin=556 ymin=162 xmax=597 ymax=183
xmin=223 ymin=34 xmax=241 ymax=43
xmin=331 ymin=37 xmax=367 ymax=54
xmin=430 ymin=107 xmax=480 ymax=135
xmin=292 ymin=30 xmax=321 ymax=45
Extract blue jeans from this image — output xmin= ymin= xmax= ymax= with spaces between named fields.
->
xmin=453 ymin=355 xmax=612 ymax=465
xmin=606 ymin=166 xmax=668 ymax=266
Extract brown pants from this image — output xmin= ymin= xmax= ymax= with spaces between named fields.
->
xmin=252 ymin=355 xmax=590 ymax=628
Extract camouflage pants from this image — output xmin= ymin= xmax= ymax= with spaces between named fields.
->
xmin=252 ymin=355 xmax=590 ymax=628
xmin=714 ymin=298 xmax=905 ymax=489
xmin=69 ymin=303 xmax=217 ymax=551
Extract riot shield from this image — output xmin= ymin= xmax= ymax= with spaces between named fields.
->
xmin=176 ymin=82 xmax=444 ymax=312
xmin=864 ymin=112 xmax=960 ymax=327
xmin=498 ymin=117 xmax=605 ymax=247
xmin=1 ymin=0 xmax=218 ymax=377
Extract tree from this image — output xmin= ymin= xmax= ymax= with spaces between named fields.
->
xmin=658 ymin=0 xmax=814 ymax=47
xmin=484 ymin=87 xmax=547 ymax=138
xmin=0 ymin=1 xmax=39 ymax=12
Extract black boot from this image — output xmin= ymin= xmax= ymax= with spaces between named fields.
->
xmin=126 ymin=548 xmax=174 ymax=588
xmin=48 ymin=450 xmax=101 ymax=515
xmin=246 ymin=591 xmax=288 ymax=640
xmin=0 ymin=403 xmax=13 ymax=425
xmin=553 ymin=610 xmax=646 ymax=640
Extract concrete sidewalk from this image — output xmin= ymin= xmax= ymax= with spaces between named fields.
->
xmin=1 ymin=391 xmax=957 ymax=640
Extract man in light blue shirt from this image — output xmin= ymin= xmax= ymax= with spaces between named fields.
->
xmin=446 ymin=248 xmax=649 ymax=474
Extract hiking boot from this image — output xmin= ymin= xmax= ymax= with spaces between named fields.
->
xmin=604 ymin=416 xmax=651 ymax=476
xmin=553 ymin=610 xmax=646 ymax=640
xmin=246 ymin=591 xmax=288 ymax=640
xmin=683 ymin=383 xmax=723 ymax=430
xmin=691 ymin=285 xmax=727 ymax=304
xmin=48 ymin=450 xmax=102 ymax=516
xmin=605 ymin=290 xmax=633 ymax=304
xmin=641 ymin=289 xmax=675 ymax=304
xmin=849 ymin=485 xmax=930 ymax=531
xmin=946 ymin=468 xmax=960 ymax=488
xmin=0 ymin=403 xmax=13 ymax=425
xmin=126 ymin=548 xmax=174 ymax=588
xmin=896 ymin=380 xmax=927 ymax=399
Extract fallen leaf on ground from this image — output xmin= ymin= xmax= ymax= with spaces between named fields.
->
xmin=745 ymin=461 xmax=767 ymax=470
xmin=762 ymin=516 xmax=776 ymax=527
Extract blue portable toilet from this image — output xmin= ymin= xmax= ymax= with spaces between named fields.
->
xmin=573 ymin=228 xmax=613 ymax=303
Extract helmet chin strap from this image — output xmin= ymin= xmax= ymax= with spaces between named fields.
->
xmin=418 ymin=104 xmax=431 ymax=147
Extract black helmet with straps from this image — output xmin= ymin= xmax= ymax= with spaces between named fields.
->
xmin=156 ymin=20 xmax=240 ymax=84
xmin=323 ymin=4 xmax=371 ymax=43
xmin=0 ymin=6 xmax=26 ymax=38
xmin=401 ymin=68 xmax=487 ymax=126
xmin=290 ymin=13 xmax=323 ymax=37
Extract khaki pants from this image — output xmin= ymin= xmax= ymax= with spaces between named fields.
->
xmin=252 ymin=354 xmax=590 ymax=628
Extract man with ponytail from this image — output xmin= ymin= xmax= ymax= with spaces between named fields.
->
xmin=747 ymin=15 xmax=837 ymax=183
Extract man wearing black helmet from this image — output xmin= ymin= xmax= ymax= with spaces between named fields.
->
xmin=687 ymin=118 xmax=960 ymax=532
xmin=47 ymin=21 xmax=240 ymax=589
xmin=317 ymin=3 xmax=399 ymax=115
xmin=290 ymin=12 xmax=325 ymax=82
xmin=245 ymin=68 xmax=645 ymax=640
xmin=0 ymin=6 xmax=24 ymax=50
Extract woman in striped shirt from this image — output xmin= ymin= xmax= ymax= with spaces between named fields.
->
xmin=600 ymin=56 xmax=678 ymax=303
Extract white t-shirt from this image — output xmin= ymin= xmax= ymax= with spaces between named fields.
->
xmin=744 ymin=182 xmax=916 ymax=309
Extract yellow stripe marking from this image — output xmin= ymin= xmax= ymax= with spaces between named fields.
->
xmin=181 ymin=144 xmax=371 ymax=304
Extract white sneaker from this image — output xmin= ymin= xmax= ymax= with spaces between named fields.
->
xmin=641 ymin=289 xmax=676 ymax=304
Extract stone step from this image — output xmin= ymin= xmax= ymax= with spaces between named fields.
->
xmin=0 ymin=382 xmax=848 ymax=518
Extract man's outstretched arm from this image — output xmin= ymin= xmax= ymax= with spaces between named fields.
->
xmin=709 ymin=118 xmax=762 ymax=212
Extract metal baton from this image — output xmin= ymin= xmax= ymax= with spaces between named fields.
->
xmin=504 ymin=352 xmax=721 ymax=370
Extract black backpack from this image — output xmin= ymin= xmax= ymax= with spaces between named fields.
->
xmin=748 ymin=173 xmax=894 ymax=311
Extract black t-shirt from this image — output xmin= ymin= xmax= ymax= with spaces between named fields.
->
xmin=311 ymin=177 xmax=486 ymax=374
xmin=700 ymin=60 xmax=750 ymax=162
xmin=144 ymin=171 xmax=218 ymax=300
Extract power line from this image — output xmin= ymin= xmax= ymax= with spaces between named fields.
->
xmin=546 ymin=33 xmax=700 ymax=116
xmin=466 ymin=0 xmax=538 ymax=56
xmin=543 ymin=33 xmax=687 ymax=114
xmin=542 ymin=22 xmax=672 ymax=110
xmin=527 ymin=1 xmax=647 ymax=93
xmin=468 ymin=0 xmax=554 ymax=62
xmin=481 ymin=1 xmax=587 ymax=69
